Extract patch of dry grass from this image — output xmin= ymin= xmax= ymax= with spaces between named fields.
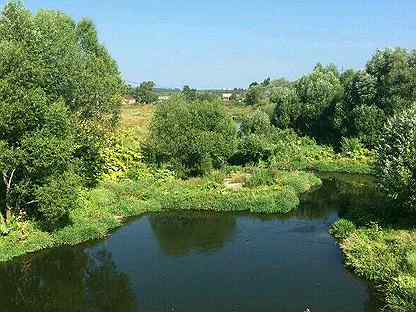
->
xmin=120 ymin=103 xmax=154 ymax=134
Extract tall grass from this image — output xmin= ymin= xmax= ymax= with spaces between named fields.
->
xmin=335 ymin=223 xmax=416 ymax=311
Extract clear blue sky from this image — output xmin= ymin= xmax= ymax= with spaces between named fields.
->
xmin=3 ymin=0 xmax=416 ymax=89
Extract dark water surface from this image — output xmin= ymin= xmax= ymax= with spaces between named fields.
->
xmin=0 ymin=174 xmax=382 ymax=312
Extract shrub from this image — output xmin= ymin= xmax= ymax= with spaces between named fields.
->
xmin=35 ymin=171 xmax=81 ymax=230
xmin=277 ymin=171 xmax=322 ymax=194
xmin=340 ymin=137 xmax=364 ymax=157
xmin=231 ymin=111 xmax=275 ymax=165
xmin=350 ymin=105 xmax=385 ymax=148
xmin=142 ymin=97 xmax=237 ymax=177
xmin=271 ymin=86 xmax=300 ymax=129
xmin=386 ymin=274 xmax=416 ymax=312
xmin=244 ymin=168 xmax=275 ymax=188
xmin=240 ymin=110 xmax=272 ymax=136
xmin=330 ymin=219 xmax=356 ymax=241
xmin=341 ymin=227 xmax=416 ymax=284
xmin=376 ymin=105 xmax=416 ymax=212
xmin=231 ymin=134 xmax=274 ymax=165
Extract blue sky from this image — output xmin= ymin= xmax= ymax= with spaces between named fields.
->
xmin=2 ymin=0 xmax=416 ymax=89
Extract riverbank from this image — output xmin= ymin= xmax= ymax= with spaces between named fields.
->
xmin=330 ymin=181 xmax=416 ymax=312
xmin=0 ymin=167 xmax=321 ymax=262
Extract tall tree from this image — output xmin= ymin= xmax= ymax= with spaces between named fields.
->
xmin=0 ymin=2 xmax=123 ymax=229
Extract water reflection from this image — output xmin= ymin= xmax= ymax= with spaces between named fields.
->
xmin=0 ymin=248 xmax=138 ymax=312
xmin=149 ymin=212 xmax=236 ymax=256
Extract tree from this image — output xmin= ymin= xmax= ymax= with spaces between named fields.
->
xmin=240 ymin=110 xmax=272 ymax=136
xmin=376 ymin=105 xmax=416 ymax=212
xmin=244 ymin=84 xmax=264 ymax=106
xmin=366 ymin=48 xmax=416 ymax=115
xmin=350 ymin=105 xmax=386 ymax=148
xmin=271 ymin=86 xmax=300 ymax=129
xmin=231 ymin=111 xmax=275 ymax=165
xmin=142 ymin=97 xmax=237 ymax=177
xmin=134 ymin=81 xmax=158 ymax=104
xmin=0 ymin=2 xmax=123 ymax=229
xmin=182 ymin=85 xmax=197 ymax=102
xmin=295 ymin=64 xmax=343 ymax=141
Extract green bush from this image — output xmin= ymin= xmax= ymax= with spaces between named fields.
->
xmin=271 ymin=86 xmax=300 ymax=129
xmin=340 ymin=137 xmax=364 ymax=157
xmin=142 ymin=97 xmax=237 ymax=177
xmin=231 ymin=110 xmax=275 ymax=165
xmin=350 ymin=105 xmax=386 ymax=148
xmin=276 ymin=171 xmax=322 ymax=194
xmin=231 ymin=134 xmax=274 ymax=165
xmin=386 ymin=274 xmax=416 ymax=312
xmin=159 ymin=186 xmax=300 ymax=214
xmin=35 ymin=171 xmax=81 ymax=230
xmin=240 ymin=110 xmax=272 ymax=136
xmin=376 ymin=105 xmax=416 ymax=212
xmin=341 ymin=226 xmax=406 ymax=283
xmin=244 ymin=168 xmax=275 ymax=188
xmin=330 ymin=219 xmax=356 ymax=241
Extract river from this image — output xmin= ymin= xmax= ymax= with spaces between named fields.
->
xmin=0 ymin=174 xmax=383 ymax=312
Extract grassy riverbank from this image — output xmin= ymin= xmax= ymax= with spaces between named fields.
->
xmin=332 ymin=221 xmax=416 ymax=312
xmin=330 ymin=179 xmax=416 ymax=312
xmin=0 ymin=167 xmax=321 ymax=262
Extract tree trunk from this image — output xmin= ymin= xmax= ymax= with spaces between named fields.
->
xmin=0 ymin=210 xmax=5 ymax=230
xmin=2 ymin=169 xmax=15 ymax=225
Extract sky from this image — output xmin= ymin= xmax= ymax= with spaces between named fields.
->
xmin=2 ymin=0 xmax=416 ymax=89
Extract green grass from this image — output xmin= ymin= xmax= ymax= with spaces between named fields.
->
xmin=330 ymin=219 xmax=356 ymax=242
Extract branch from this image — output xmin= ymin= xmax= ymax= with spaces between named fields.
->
xmin=2 ymin=168 xmax=16 ymax=193
xmin=23 ymin=200 xmax=38 ymax=206
xmin=7 ymin=168 xmax=15 ymax=191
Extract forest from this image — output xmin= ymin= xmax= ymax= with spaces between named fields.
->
xmin=0 ymin=2 xmax=416 ymax=312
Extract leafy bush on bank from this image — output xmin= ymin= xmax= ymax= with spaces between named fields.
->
xmin=333 ymin=222 xmax=416 ymax=312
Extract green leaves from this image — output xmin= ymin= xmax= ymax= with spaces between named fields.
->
xmin=0 ymin=2 xmax=122 ymax=229
xmin=143 ymin=97 xmax=237 ymax=177
xmin=134 ymin=81 xmax=158 ymax=104
xmin=376 ymin=105 xmax=416 ymax=211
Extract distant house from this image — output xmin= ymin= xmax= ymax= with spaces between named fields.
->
xmin=158 ymin=95 xmax=170 ymax=101
xmin=222 ymin=93 xmax=233 ymax=102
xmin=125 ymin=96 xmax=136 ymax=105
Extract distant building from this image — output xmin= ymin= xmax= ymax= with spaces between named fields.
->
xmin=222 ymin=93 xmax=233 ymax=102
xmin=125 ymin=96 xmax=136 ymax=105
xmin=158 ymin=95 xmax=170 ymax=101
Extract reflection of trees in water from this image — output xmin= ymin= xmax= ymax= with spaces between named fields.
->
xmin=296 ymin=173 xmax=395 ymax=226
xmin=0 ymin=247 xmax=138 ymax=312
xmin=149 ymin=212 xmax=236 ymax=256
xmin=295 ymin=175 xmax=380 ymax=220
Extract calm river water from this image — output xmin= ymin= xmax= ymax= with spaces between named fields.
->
xmin=0 ymin=174 xmax=383 ymax=312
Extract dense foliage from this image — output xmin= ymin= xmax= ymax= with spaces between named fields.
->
xmin=133 ymin=81 xmax=158 ymax=104
xmin=0 ymin=2 xmax=123 ymax=230
xmin=376 ymin=106 xmax=416 ymax=212
xmin=245 ymin=49 xmax=416 ymax=149
xmin=143 ymin=97 xmax=237 ymax=177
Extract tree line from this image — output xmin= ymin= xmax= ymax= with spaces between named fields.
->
xmin=245 ymin=49 xmax=416 ymax=149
